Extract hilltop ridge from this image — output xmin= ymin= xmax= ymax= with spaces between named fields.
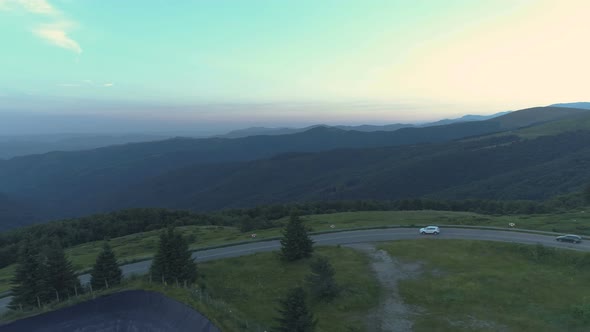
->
xmin=0 ymin=105 xmax=588 ymax=228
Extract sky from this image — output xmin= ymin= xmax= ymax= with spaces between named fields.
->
xmin=1 ymin=0 xmax=589 ymax=134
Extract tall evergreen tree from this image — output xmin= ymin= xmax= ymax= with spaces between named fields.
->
xmin=151 ymin=227 xmax=172 ymax=282
xmin=91 ymin=242 xmax=122 ymax=290
xmin=275 ymin=287 xmax=316 ymax=332
xmin=305 ymin=256 xmax=340 ymax=301
xmin=43 ymin=242 xmax=80 ymax=302
xmin=9 ymin=239 xmax=47 ymax=309
xmin=171 ymin=230 xmax=198 ymax=283
xmin=150 ymin=227 xmax=197 ymax=284
xmin=280 ymin=212 xmax=314 ymax=261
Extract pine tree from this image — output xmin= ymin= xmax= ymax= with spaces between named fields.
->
xmin=171 ymin=230 xmax=197 ymax=283
xmin=43 ymin=242 xmax=80 ymax=302
xmin=151 ymin=227 xmax=172 ymax=283
xmin=305 ymin=256 xmax=340 ymax=301
xmin=150 ymin=227 xmax=197 ymax=284
xmin=275 ymin=287 xmax=316 ymax=332
xmin=280 ymin=212 xmax=314 ymax=261
xmin=91 ymin=242 xmax=122 ymax=290
xmin=9 ymin=239 xmax=47 ymax=309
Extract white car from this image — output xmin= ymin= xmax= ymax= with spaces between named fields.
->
xmin=420 ymin=226 xmax=440 ymax=235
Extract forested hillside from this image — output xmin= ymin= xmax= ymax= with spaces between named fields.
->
xmin=114 ymin=131 xmax=590 ymax=211
xmin=0 ymin=194 xmax=41 ymax=229
xmin=0 ymin=121 xmax=502 ymax=196
xmin=0 ymin=106 xmax=588 ymax=227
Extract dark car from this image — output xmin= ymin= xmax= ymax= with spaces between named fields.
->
xmin=555 ymin=234 xmax=582 ymax=243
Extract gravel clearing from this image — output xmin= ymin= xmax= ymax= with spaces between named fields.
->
xmin=347 ymin=243 xmax=424 ymax=332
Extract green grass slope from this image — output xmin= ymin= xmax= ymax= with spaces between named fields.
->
xmin=200 ymin=247 xmax=380 ymax=331
xmin=381 ymin=240 xmax=590 ymax=331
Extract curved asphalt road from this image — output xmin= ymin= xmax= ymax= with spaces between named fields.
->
xmin=1 ymin=228 xmax=588 ymax=312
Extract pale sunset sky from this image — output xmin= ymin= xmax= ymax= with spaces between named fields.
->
xmin=0 ymin=0 xmax=588 ymax=134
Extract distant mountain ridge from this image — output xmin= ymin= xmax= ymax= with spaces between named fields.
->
xmin=0 ymin=134 xmax=171 ymax=160
xmin=421 ymin=111 xmax=512 ymax=127
xmin=217 ymin=111 xmax=510 ymax=138
xmin=0 ymin=111 xmax=500 ymax=158
xmin=0 ymin=105 xmax=588 ymax=229
xmin=217 ymin=124 xmax=414 ymax=138
xmin=0 ymin=110 xmax=514 ymax=158
xmin=549 ymin=102 xmax=590 ymax=110
xmin=1 ymin=106 xmax=584 ymax=159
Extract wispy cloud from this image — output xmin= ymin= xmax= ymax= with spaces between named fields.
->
xmin=19 ymin=0 xmax=57 ymax=15
xmin=1 ymin=0 xmax=82 ymax=54
xmin=58 ymin=81 xmax=114 ymax=88
xmin=34 ymin=22 xmax=82 ymax=54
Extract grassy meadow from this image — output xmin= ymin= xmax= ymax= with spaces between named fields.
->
xmin=198 ymin=246 xmax=380 ymax=331
xmin=380 ymin=240 xmax=590 ymax=332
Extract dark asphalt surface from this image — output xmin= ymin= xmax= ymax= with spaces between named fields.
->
xmin=0 ymin=290 xmax=221 ymax=332
xmin=1 ymin=228 xmax=588 ymax=313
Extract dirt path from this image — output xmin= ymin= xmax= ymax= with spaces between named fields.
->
xmin=346 ymin=243 xmax=423 ymax=332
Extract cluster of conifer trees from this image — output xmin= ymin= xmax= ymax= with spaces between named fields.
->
xmin=10 ymin=240 xmax=79 ymax=309
xmin=276 ymin=212 xmax=340 ymax=331
xmin=9 ymin=227 xmax=196 ymax=311
xmin=149 ymin=227 xmax=197 ymax=285
xmin=9 ymin=240 xmax=123 ymax=310
xmin=10 ymin=212 xmax=336 ymax=331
